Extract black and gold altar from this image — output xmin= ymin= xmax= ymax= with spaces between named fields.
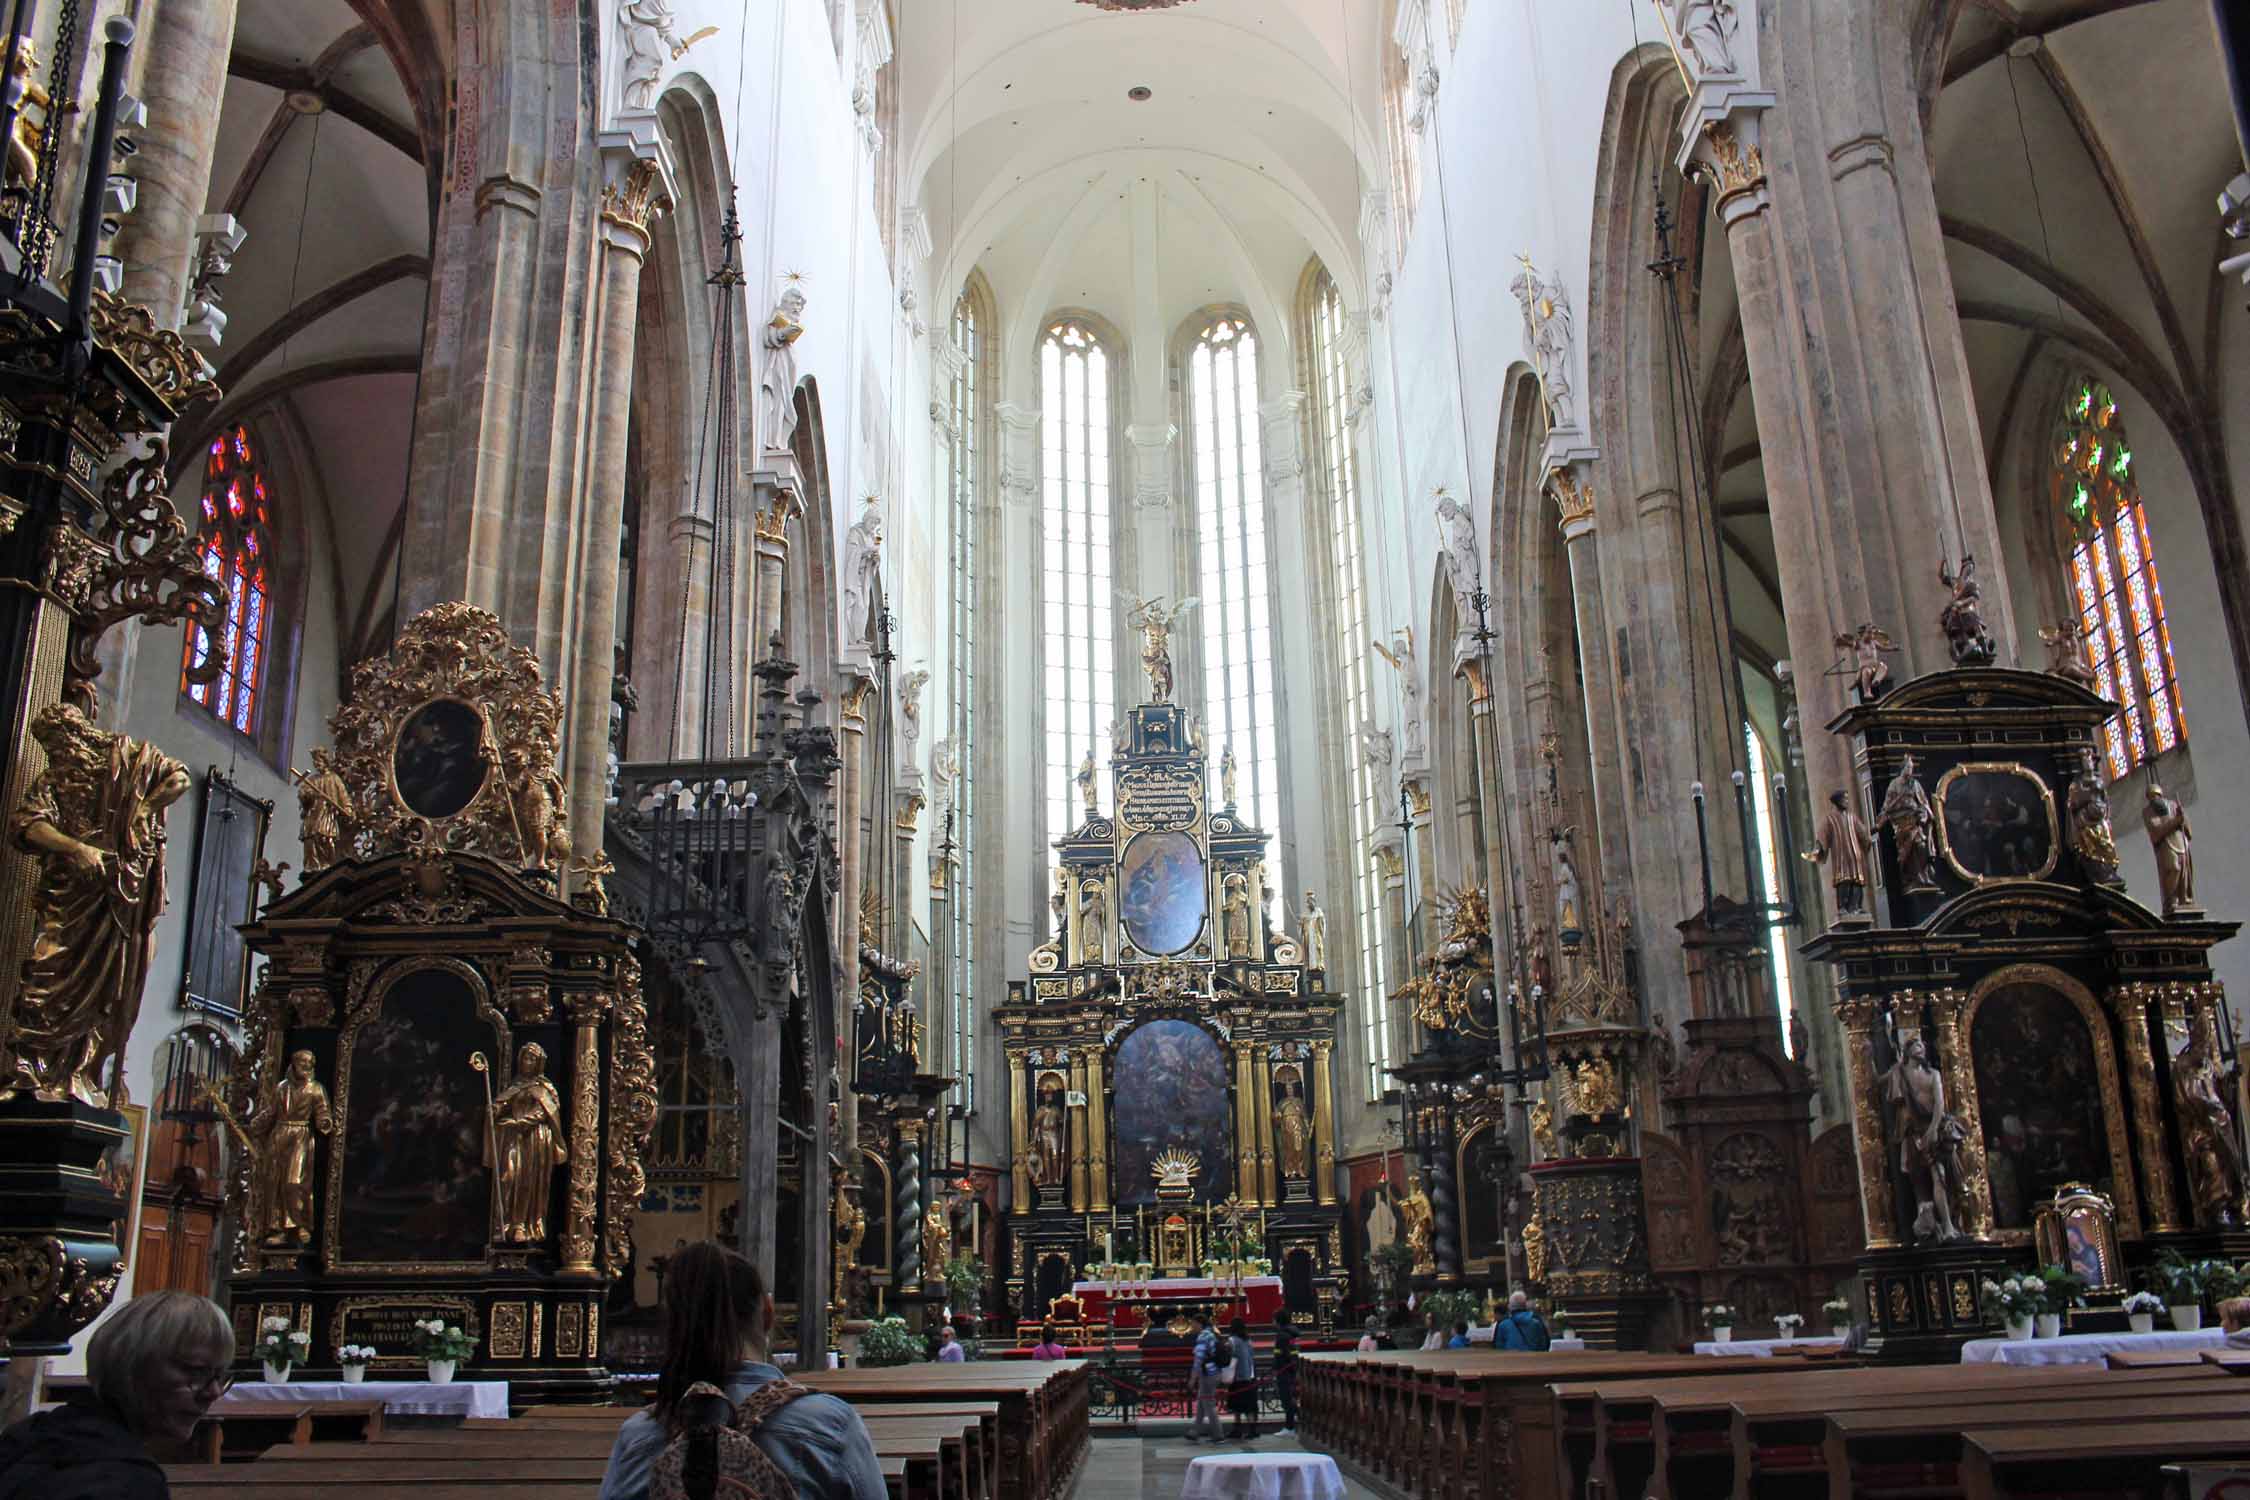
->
xmin=1806 ymin=663 xmax=2239 ymax=1360
xmin=996 ymin=698 xmax=1345 ymax=1335
xmin=221 ymin=604 xmax=653 ymax=1399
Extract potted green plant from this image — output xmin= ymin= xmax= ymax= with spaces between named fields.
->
xmin=1421 ymin=1289 xmax=1479 ymax=1341
xmin=2151 ymin=1251 xmax=2224 ymax=1330
xmin=1978 ymin=1276 xmax=2040 ymax=1342
xmin=941 ymin=1252 xmax=986 ymax=1333
xmin=337 ymin=1343 xmax=375 ymax=1384
xmin=2034 ymin=1266 xmax=2086 ymax=1339
xmin=2121 ymin=1291 xmax=2164 ymax=1336
xmin=1550 ymin=1307 xmax=1574 ymax=1343
xmin=856 ymin=1317 xmax=927 ymax=1367
xmin=1372 ymin=1241 xmax=1416 ymax=1305
xmin=412 ymin=1317 xmax=474 ymax=1383
xmin=255 ymin=1316 xmax=308 ymax=1383
xmin=1822 ymin=1296 xmax=1852 ymax=1340
xmin=1703 ymin=1304 xmax=1736 ymax=1344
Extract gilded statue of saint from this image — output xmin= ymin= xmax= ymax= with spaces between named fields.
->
xmin=504 ymin=745 xmax=570 ymax=872
xmin=249 ymin=1049 xmax=332 ymax=1246
xmin=1879 ymin=754 xmax=1941 ymax=894
xmin=1397 ymin=1173 xmax=1435 ymax=1276
xmin=1521 ymin=1215 xmax=1546 ymax=1284
xmin=1029 ymin=1075 xmax=1068 ymax=1190
xmin=2175 ymin=1025 xmax=2246 ymax=1227
xmin=2067 ymin=755 xmax=2123 ymax=888
xmin=1804 ymin=789 xmax=1874 ymax=917
xmin=1275 ymin=1075 xmax=1312 ymax=1179
xmin=923 ymin=1196 xmax=951 ymax=1278
xmin=7 ymin=703 xmax=191 ymax=1103
xmin=292 ymin=747 xmax=352 ymax=871
xmin=488 ymin=1043 xmax=568 ymax=1242
xmin=1221 ymin=871 xmax=1253 ymax=959
xmin=1077 ymin=876 xmax=1107 ymax=965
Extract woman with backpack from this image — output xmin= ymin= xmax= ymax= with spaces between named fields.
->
xmin=1224 ymin=1317 xmax=1260 ymax=1441
xmin=599 ymin=1241 xmax=887 ymax=1500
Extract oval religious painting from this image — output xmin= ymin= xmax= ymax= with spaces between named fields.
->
xmin=1936 ymin=764 xmax=2057 ymax=883
xmin=392 ymin=698 xmax=489 ymax=820
xmin=1120 ymin=829 xmax=1207 ymax=955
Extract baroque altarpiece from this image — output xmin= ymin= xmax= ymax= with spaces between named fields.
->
xmin=1806 ymin=662 xmax=2241 ymax=1358
xmin=996 ymin=697 xmax=1346 ymax=1332
xmin=224 ymin=605 xmax=654 ymax=1397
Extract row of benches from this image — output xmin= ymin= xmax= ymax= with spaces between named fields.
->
xmin=1296 ymin=1346 xmax=2250 ymax=1500
xmin=157 ymin=1361 xmax=1089 ymax=1500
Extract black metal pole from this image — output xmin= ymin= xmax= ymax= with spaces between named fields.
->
xmin=1772 ymin=773 xmax=1802 ymax=920
xmin=65 ymin=17 xmax=132 ymax=356
xmin=1691 ymin=781 xmax=1715 ymax=918
xmin=0 ymin=0 xmax=35 ymax=219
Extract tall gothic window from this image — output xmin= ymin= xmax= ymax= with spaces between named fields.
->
xmin=2054 ymin=377 xmax=2185 ymax=780
xmin=946 ymin=284 xmax=985 ymax=1113
xmin=1300 ymin=265 xmax=1391 ymax=1099
xmin=182 ymin=423 xmax=275 ymax=738
xmin=1744 ymin=725 xmax=1798 ymax=1054
xmin=1189 ymin=314 xmax=1282 ymax=876
xmin=1041 ymin=317 xmax=1116 ymax=870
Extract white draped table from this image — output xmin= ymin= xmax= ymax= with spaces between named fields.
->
xmin=1693 ymin=1336 xmax=1846 ymax=1357
xmin=1959 ymin=1328 xmax=2224 ymax=1366
xmin=1180 ymin=1453 xmax=1345 ymax=1500
xmin=222 ymin=1379 xmax=510 ymax=1418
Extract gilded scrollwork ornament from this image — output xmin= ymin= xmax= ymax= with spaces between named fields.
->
xmin=603 ymin=953 xmax=659 ymax=1276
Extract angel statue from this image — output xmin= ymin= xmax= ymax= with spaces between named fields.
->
xmin=2038 ymin=619 xmax=2100 ymax=690
xmin=1511 ymin=258 xmax=1578 ymax=430
xmin=1936 ymin=554 xmax=1997 ymax=667
xmin=1832 ymin=624 xmax=1896 ymax=703
xmin=1434 ymin=489 xmax=1480 ymax=619
xmin=1118 ymin=594 xmax=1198 ymax=704
xmin=1372 ymin=626 xmax=1427 ymax=762
xmin=759 ymin=277 xmax=807 ymax=455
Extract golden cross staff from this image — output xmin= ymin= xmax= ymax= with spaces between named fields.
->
xmin=470 ymin=1050 xmax=500 ymax=1242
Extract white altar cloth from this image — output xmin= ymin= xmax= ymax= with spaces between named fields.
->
xmin=223 ymin=1379 xmax=509 ymax=1418
xmin=1180 ymin=1453 xmax=1345 ymax=1500
xmin=1073 ymin=1276 xmax=1284 ymax=1297
xmin=1693 ymin=1336 xmax=1846 ymax=1357
xmin=1959 ymin=1327 xmax=2224 ymax=1366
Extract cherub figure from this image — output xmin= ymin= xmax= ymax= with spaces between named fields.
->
xmin=1833 ymin=624 xmax=1897 ymax=703
xmin=2038 ymin=619 xmax=2100 ymax=691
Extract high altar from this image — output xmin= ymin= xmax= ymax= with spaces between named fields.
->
xmin=222 ymin=605 xmax=651 ymax=1398
xmin=996 ymin=679 xmax=1346 ymax=1333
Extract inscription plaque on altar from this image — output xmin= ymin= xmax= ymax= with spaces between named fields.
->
xmin=330 ymin=1295 xmax=481 ymax=1371
xmin=1117 ymin=765 xmax=1202 ymax=832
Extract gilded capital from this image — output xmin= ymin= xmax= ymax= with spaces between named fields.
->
xmin=600 ymin=156 xmax=671 ymax=235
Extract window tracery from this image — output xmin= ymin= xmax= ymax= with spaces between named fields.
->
xmin=1040 ymin=317 xmax=1116 ymax=872
xmin=947 ymin=282 xmax=989 ymax=1113
xmin=181 ymin=422 xmax=275 ymax=739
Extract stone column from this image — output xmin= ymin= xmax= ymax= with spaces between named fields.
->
xmin=1375 ymin=836 xmax=1412 ymax=1073
xmin=1403 ymin=775 xmax=1439 ymax=929
xmin=1255 ymin=1048 xmax=1278 ymax=1206
xmin=115 ymin=0 xmax=241 ymax=329
xmin=1068 ymin=1051 xmax=1089 ymax=1213
xmin=1455 ymin=647 xmax=1513 ymax=976
xmin=1427 ymin=1114 xmax=1462 ymax=1282
xmin=892 ymin=784 xmax=923 ymax=974
xmin=894 ymin=1116 xmax=924 ymax=1288
xmin=1088 ymin=1046 xmax=1110 ymax=1214
xmin=1008 ymin=1051 xmax=1031 ymax=1214
xmin=835 ymin=668 xmax=875 ymax=1173
xmin=1232 ymin=1039 xmax=1259 ymax=1202
xmin=560 ymin=995 xmax=605 ymax=1276
xmin=566 ymin=153 xmax=666 ymax=867
xmin=1546 ymin=460 xmax=1637 ymax=931
xmin=1928 ymin=988 xmax=1993 ymax=1243
xmin=1835 ymin=996 xmax=1898 ymax=1250
xmin=1310 ymin=1040 xmax=1339 ymax=1205
xmin=2107 ymin=982 xmax=2183 ymax=1233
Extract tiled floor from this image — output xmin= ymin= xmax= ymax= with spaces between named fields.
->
xmin=1078 ymin=1426 xmax=1383 ymax=1500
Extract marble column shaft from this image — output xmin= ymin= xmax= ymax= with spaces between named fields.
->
xmin=1310 ymin=1040 xmax=1338 ymax=1205
xmin=1088 ymin=1047 xmax=1110 ymax=1214
xmin=117 ymin=0 xmax=241 ymax=329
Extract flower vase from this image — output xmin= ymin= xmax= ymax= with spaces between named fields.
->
xmin=263 ymin=1362 xmax=291 ymax=1384
xmin=427 ymin=1359 xmax=457 ymax=1384
xmin=2034 ymin=1313 xmax=2062 ymax=1339
xmin=2128 ymin=1313 xmax=2155 ymax=1335
xmin=1830 ymin=1326 xmax=1849 ymax=1341
xmin=2171 ymin=1305 xmax=2203 ymax=1332
xmin=2004 ymin=1316 xmax=2032 ymax=1342
xmin=340 ymin=1365 xmax=367 ymax=1385
xmin=1711 ymin=1326 xmax=1732 ymax=1344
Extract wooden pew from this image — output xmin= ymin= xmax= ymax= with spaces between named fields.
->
xmin=1960 ymin=1419 xmax=2250 ymax=1500
xmin=804 ymin=1361 xmax=1087 ymax=1500
xmin=186 ymin=1394 xmax=387 ymax=1463
xmin=1822 ymin=1387 xmax=2249 ymax=1500
xmin=1549 ymin=1360 xmax=1817 ymax=1499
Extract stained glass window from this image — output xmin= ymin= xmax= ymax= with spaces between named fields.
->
xmin=2053 ymin=378 xmax=2185 ymax=780
xmin=181 ymin=422 xmax=274 ymax=737
xmin=947 ymin=286 xmax=983 ymax=1115
xmin=1300 ymin=265 xmax=1391 ymax=1100
xmin=1040 ymin=318 xmax=1115 ymax=873
xmin=1190 ymin=315 xmax=1282 ymax=887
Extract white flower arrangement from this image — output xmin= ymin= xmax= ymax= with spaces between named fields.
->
xmin=411 ymin=1317 xmax=475 ymax=1362
xmin=1821 ymin=1297 xmax=1852 ymax=1321
xmin=1774 ymin=1313 xmax=1804 ymax=1334
xmin=1551 ymin=1307 xmax=1573 ymax=1334
xmin=1703 ymin=1304 xmax=1735 ymax=1326
xmin=338 ymin=1344 xmax=377 ymax=1364
xmin=255 ymin=1321 xmax=310 ymax=1367
xmin=2121 ymin=1291 xmax=2165 ymax=1315
xmin=1979 ymin=1276 xmax=2043 ymax=1320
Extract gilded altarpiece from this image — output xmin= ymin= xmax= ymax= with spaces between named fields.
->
xmin=1806 ymin=667 xmax=2240 ymax=1360
xmin=222 ymin=606 xmax=653 ymax=1398
xmin=996 ymin=702 xmax=1345 ymax=1332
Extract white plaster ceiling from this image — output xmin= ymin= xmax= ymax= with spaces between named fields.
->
xmin=188 ymin=0 xmax=432 ymax=661
xmin=901 ymin=0 xmax=1380 ymax=362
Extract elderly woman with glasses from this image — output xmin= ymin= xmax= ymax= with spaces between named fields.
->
xmin=0 ymin=1290 xmax=235 ymax=1498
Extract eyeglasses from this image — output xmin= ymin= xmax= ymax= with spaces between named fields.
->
xmin=178 ymin=1362 xmax=234 ymax=1397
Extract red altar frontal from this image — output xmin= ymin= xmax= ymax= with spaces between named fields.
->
xmin=1064 ymin=1277 xmax=1286 ymax=1331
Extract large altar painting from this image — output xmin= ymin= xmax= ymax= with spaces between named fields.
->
xmin=1120 ymin=831 xmax=1207 ymax=956
xmin=1112 ymin=1019 xmax=1232 ymax=1204
xmin=338 ymin=967 xmax=496 ymax=1264
xmin=1971 ymin=983 xmax=2112 ymax=1228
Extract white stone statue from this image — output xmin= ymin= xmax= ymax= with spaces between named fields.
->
xmin=1299 ymin=891 xmax=1327 ymax=971
xmin=1435 ymin=489 xmax=1480 ymax=615
xmin=760 ymin=281 xmax=807 ymax=454
xmin=899 ymin=668 xmax=930 ymax=746
xmin=1372 ymin=626 xmax=1426 ymax=763
xmin=618 ymin=0 xmax=678 ymax=110
xmin=1668 ymin=0 xmax=1743 ymax=81
xmin=841 ymin=499 xmax=884 ymax=648
xmin=1360 ymin=721 xmax=1395 ymax=775
xmin=1511 ymin=260 xmax=1578 ymax=431
xmin=929 ymin=738 xmax=958 ymax=810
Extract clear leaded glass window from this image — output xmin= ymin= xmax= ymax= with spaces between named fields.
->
xmin=1041 ymin=318 xmax=1115 ymax=875
xmin=1189 ymin=314 xmax=1282 ymax=880
xmin=2054 ymin=377 xmax=2185 ymax=780
xmin=181 ymin=422 xmax=274 ymax=736
xmin=948 ymin=288 xmax=982 ymax=1114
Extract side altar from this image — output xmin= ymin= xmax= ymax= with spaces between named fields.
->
xmin=997 ymin=688 xmax=1346 ymax=1333
xmin=222 ymin=605 xmax=653 ymax=1399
